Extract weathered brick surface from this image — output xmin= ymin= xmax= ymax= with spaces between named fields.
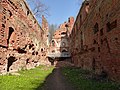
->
xmin=69 ymin=0 xmax=120 ymax=81
xmin=48 ymin=17 xmax=74 ymax=55
xmin=0 ymin=0 xmax=48 ymax=74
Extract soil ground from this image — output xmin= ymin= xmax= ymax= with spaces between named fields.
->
xmin=41 ymin=61 xmax=75 ymax=90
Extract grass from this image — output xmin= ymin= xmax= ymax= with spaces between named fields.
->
xmin=0 ymin=66 xmax=54 ymax=90
xmin=62 ymin=67 xmax=120 ymax=90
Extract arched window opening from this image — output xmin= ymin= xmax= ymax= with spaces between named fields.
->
xmin=62 ymin=49 xmax=68 ymax=52
xmin=7 ymin=27 xmax=14 ymax=45
xmin=52 ymin=40 xmax=55 ymax=46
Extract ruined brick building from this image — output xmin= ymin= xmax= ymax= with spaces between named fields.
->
xmin=0 ymin=0 xmax=49 ymax=74
xmin=69 ymin=0 xmax=120 ymax=81
xmin=48 ymin=17 xmax=74 ymax=59
xmin=0 ymin=0 xmax=120 ymax=82
xmin=42 ymin=15 xmax=49 ymax=47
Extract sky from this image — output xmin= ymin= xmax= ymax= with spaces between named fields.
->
xmin=41 ymin=0 xmax=83 ymax=25
xmin=28 ymin=0 xmax=83 ymax=26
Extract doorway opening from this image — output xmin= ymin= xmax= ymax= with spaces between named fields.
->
xmin=7 ymin=56 xmax=16 ymax=72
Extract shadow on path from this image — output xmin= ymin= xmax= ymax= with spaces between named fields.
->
xmin=36 ymin=67 xmax=74 ymax=90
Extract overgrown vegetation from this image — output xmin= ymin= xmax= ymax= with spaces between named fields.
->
xmin=0 ymin=66 xmax=54 ymax=90
xmin=62 ymin=67 xmax=120 ymax=90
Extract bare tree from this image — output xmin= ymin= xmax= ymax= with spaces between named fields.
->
xmin=27 ymin=0 xmax=49 ymax=18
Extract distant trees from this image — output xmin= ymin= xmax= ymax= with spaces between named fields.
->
xmin=48 ymin=24 xmax=58 ymax=42
xmin=26 ymin=0 xmax=57 ymax=43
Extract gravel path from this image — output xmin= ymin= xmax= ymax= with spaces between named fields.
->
xmin=42 ymin=67 xmax=74 ymax=90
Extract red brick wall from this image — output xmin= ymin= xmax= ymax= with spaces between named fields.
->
xmin=69 ymin=0 xmax=120 ymax=81
xmin=0 ymin=0 xmax=48 ymax=73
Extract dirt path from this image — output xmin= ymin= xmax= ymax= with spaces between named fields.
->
xmin=42 ymin=67 xmax=74 ymax=90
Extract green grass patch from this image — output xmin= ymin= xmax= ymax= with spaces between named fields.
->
xmin=0 ymin=66 xmax=54 ymax=90
xmin=62 ymin=67 xmax=120 ymax=90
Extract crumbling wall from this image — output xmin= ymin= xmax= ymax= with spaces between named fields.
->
xmin=0 ymin=0 xmax=47 ymax=74
xmin=70 ymin=0 xmax=120 ymax=81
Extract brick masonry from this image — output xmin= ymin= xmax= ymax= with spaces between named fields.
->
xmin=0 ymin=0 xmax=50 ymax=74
xmin=48 ymin=17 xmax=74 ymax=56
xmin=69 ymin=0 xmax=120 ymax=81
